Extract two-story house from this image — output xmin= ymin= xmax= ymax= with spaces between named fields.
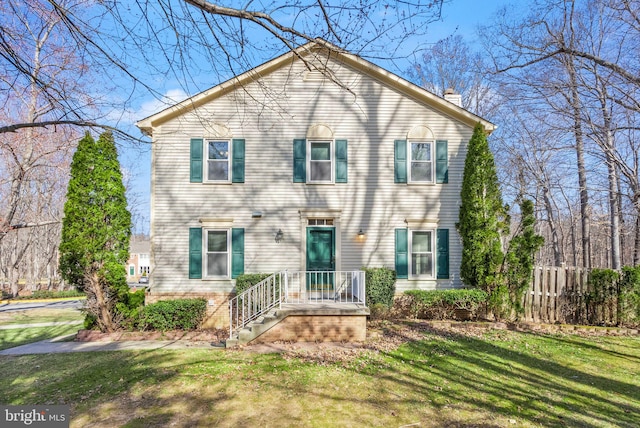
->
xmin=136 ymin=40 xmax=495 ymax=329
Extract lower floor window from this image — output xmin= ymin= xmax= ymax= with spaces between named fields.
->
xmin=206 ymin=229 xmax=229 ymax=277
xmin=411 ymin=230 xmax=434 ymax=277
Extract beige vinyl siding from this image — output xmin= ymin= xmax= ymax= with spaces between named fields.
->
xmin=149 ymin=56 xmax=472 ymax=293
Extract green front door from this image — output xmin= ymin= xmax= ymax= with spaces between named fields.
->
xmin=306 ymin=227 xmax=335 ymax=293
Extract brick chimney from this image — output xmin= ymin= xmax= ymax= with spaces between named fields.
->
xmin=443 ymin=88 xmax=462 ymax=107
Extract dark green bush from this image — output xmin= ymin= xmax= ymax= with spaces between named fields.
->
xmin=403 ymin=289 xmax=488 ymax=320
xmin=140 ymin=298 xmax=206 ymax=331
xmin=17 ymin=289 xmax=86 ymax=300
xmin=115 ymin=289 xmax=146 ymax=330
xmin=364 ymin=267 xmax=396 ymax=308
xmin=619 ymin=266 xmax=640 ymax=327
xmin=587 ymin=269 xmax=620 ymax=325
xmin=234 ymin=273 xmax=275 ymax=294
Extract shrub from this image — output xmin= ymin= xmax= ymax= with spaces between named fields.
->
xmin=234 ymin=273 xmax=275 ymax=294
xmin=140 ymin=298 xmax=206 ymax=331
xmin=115 ymin=289 xmax=146 ymax=330
xmin=619 ymin=266 xmax=640 ymax=327
xmin=363 ymin=267 xmax=396 ymax=308
xmin=587 ymin=269 xmax=620 ymax=325
xmin=403 ymin=289 xmax=488 ymax=320
xmin=17 ymin=289 xmax=86 ymax=300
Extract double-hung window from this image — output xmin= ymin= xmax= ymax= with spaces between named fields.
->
xmin=308 ymin=140 xmax=333 ymax=183
xmin=190 ymin=138 xmax=245 ymax=183
xmin=395 ymin=228 xmax=449 ymax=280
xmin=189 ymin=227 xmax=244 ymax=279
xmin=293 ymin=138 xmax=347 ymax=184
xmin=409 ymin=141 xmax=433 ymax=183
xmin=207 ymin=140 xmax=230 ymax=182
xmin=205 ymin=230 xmax=229 ymax=277
xmin=410 ymin=230 xmax=435 ymax=277
xmin=395 ymin=139 xmax=447 ymax=184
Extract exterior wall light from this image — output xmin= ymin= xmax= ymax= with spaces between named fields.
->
xmin=275 ymin=229 xmax=284 ymax=243
xmin=357 ymin=229 xmax=366 ymax=241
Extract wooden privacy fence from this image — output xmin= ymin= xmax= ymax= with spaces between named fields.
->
xmin=523 ymin=266 xmax=601 ymax=325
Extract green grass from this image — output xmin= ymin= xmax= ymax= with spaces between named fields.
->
xmin=0 ymin=307 xmax=83 ymax=326
xmin=0 ymin=325 xmax=638 ymax=427
xmin=0 ymin=324 xmax=81 ymax=351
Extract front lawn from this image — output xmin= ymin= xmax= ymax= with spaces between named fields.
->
xmin=0 ymin=323 xmax=638 ymax=427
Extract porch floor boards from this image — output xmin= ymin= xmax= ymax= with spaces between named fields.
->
xmin=277 ymin=302 xmax=369 ymax=316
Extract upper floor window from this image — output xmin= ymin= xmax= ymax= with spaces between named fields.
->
xmin=207 ymin=140 xmax=230 ymax=182
xmin=409 ymin=141 xmax=433 ymax=183
xmin=190 ymin=138 xmax=245 ymax=184
xmin=293 ymin=138 xmax=347 ymax=184
xmin=308 ymin=140 xmax=333 ymax=183
xmin=394 ymin=139 xmax=448 ymax=184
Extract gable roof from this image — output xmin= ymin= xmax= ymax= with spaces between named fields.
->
xmin=136 ymin=39 xmax=496 ymax=136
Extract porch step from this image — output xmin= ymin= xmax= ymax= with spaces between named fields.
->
xmin=228 ymin=309 xmax=284 ymax=347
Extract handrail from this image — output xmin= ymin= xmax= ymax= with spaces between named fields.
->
xmin=229 ymin=272 xmax=282 ymax=339
xmin=228 ymin=270 xmax=366 ymax=339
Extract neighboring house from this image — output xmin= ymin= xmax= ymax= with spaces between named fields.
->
xmin=136 ymin=40 xmax=495 ymax=328
xmin=126 ymin=238 xmax=150 ymax=283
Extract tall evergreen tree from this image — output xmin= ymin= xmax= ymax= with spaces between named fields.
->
xmin=457 ymin=123 xmax=508 ymax=292
xmin=504 ymin=199 xmax=545 ymax=314
xmin=59 ymin=132 xmax=131 ymax=332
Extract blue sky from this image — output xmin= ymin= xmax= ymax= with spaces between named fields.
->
xmin=124 ymin=0 xmax=507 ymax=234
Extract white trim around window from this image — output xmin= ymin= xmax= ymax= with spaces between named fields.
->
xmin=205 ymin=139 xmax=231 ymax=182
xmin=204 ymin=229 xmax=230 ymax=278
xmin=408 ymin=140 xmax=434 ymax=183
xmin=409 ymin=229 xmax=435 ymax=278
xmin=307 ymin=139 xmax=334 ymax=183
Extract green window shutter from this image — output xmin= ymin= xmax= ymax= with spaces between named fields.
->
xmin=336 ymin=140 xmax=348 ymax=183
xmin=395 ymin=228 xmax=408 ymax=279
xmin=189 ymin=227 xmax=202 ymax=279
xmin=436 ymin=140 xmax=448 ymax=184
xmin=293 ymin=139 xmax=306 ymax=182
xmin=231 ymin=228 xmax=245 ymax=279
xmin=335 ymin=139 xmax=348 ymax=183
xmin=190 ymin=138 xmax=203 ymax=183
xmin=436 ymin=228 xmax=449 ymax=279
xmin=232 ymin=139 xmax=245 ymax=183
xmin=394 ymin=140 xmax=407 ymax=183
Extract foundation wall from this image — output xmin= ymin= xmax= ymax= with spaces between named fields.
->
xmin=251 ymin=314 xmax=367 ymax=344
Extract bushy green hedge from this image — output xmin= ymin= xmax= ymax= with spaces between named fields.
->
xmin=363 ymin=267 xmax=396 ymax=308
xmin=234 ymin=273 xmax=275 ymax=294
xmin=115 ymin=289 xmax=146 ymax=330
xmin=619 ymin=266 xmax=640 ymax=326
xmin=16 ymin=289 xmax=86 ymax=300
xmin=140 ymin=298 xmax=206 ymax=331
xmin=402 ymin=289 xmax=488 ymax=320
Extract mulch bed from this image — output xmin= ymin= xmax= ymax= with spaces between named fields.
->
xmin=76 ymin=328 xmax=228 ymax=343
xmin=75 ymin=320 xmax=638 ymax=365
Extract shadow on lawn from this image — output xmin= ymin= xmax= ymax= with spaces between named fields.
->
xmin=379 ymin=324 xmax=639 ymax=427
xmin=1 ymin=327 xmax=638 ymax=427
xmin=0 ymin=325 xmax=77 ymax=351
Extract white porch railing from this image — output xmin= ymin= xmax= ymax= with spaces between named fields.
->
xmin=229 ymin=270 xmax=366 ymax=338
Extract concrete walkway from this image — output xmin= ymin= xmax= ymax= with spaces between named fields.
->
xmin=0 ymin=339 xmax=222 ymax=355
xmin=0 ymin=321 xmax=223 ymax=355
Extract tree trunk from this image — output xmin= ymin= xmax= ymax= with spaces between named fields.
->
xmin=542 ymin=184 xmax=563 ymax=266
xmin=566 ymin=55 xmax=591 ymax=268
